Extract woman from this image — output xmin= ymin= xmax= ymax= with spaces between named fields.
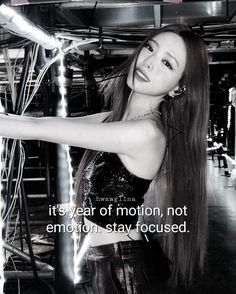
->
xmin=0 ymin=24 xmax=209 ymax=293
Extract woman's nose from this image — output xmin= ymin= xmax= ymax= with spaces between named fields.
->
xmin=142 ymin=57 xmax=154 ymax=71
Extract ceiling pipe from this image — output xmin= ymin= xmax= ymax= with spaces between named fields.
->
xmin=0 ymin=4 xmax=61 ymax=50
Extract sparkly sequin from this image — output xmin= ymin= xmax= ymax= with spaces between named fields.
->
xmin=82 ymin=152 xmax=152 ymax=228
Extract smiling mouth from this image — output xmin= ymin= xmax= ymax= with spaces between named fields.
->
xmin=135 ymin=68 xmax=149 ymax=82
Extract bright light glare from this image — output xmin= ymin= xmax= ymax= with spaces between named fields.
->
xmin=0 ymin=4 xmax=61 ymax=50
xmin=73 ymin=235 xmax=89 ymax=284
xmin=57 ymin=53 xmax=80 ymax=285
xmin=224 ymin=154 xmax=236 ymax=165
xmin=227 ymin=105 xmax=231 ymax=130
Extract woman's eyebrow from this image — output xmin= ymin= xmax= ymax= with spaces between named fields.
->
xmin=167 ymin=52 xmax=179 ymax=68
xmin=150 ymin=39 xmax=179 ymax=68
xmin=150 ymin=39 xmax=159 ymax=47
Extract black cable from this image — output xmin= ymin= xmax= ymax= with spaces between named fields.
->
xmin=226 ymin=0 xmax=229 ymax=22
xmin=15 ymin=45 xmax=32 ymax=114
xmin=18 ymin=165 xmax=25 ymax=272
xmin=0 ymin=37 xmax=29 ymax=49
xmin=34 ymin=54 xmax=54 ymax=203
xmin=14 ymin=139 xmax=39 ymax=281
xmin=89 ymin=1 xmax=98 ymax=33
xmin=20 ymin=176 xmax=39 ymax=281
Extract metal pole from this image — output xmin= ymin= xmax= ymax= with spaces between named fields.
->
xmin=4 ymin=271 xmax=54 ymax=280
xmin=3 ymin=243 xmax=54 ymax=271
xmin=0 ymin=4 xmax=60 ymax=50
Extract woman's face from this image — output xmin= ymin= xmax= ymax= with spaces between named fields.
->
xmin=127 ymin=32 xmax=187 ymax=97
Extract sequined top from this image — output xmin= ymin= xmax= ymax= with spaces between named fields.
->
xmin=82 ymin=151 xmax=152 ymax=228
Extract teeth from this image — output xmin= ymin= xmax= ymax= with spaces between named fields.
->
xmin=136 ymin=69 xmax=149 ymax=82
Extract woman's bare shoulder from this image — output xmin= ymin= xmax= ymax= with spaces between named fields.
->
xmin=118 ymin=118 xmax=166 ymax=179
xmin=134 ymin=118 xmax=167 ymax=167
xmin=142 ymin=118 xmax=167 ymax=148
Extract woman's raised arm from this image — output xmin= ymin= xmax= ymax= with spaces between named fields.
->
xmin=0 ymin=113 xmax=160 ymax=156
xmin=70 ymin=111 xmax=112 ymax=123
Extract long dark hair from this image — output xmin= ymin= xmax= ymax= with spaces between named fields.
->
xmin=75 ymin=24 xmax=209 ymax=287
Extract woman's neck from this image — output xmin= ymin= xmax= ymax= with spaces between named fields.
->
xmin=123 ymin=91 xmax=163 ymax=120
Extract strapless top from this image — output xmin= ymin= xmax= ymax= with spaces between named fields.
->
xmin=82 ymin=151 xmax=152 ymax=229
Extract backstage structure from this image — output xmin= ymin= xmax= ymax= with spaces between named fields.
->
xmin=0 ymin=0 xmax=235 ymax=293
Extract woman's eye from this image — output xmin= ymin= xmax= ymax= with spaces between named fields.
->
xmin=144 ymin=43 xmax=153 ymax=52
xmin=162 ymin=60 xmax=173 ymax=70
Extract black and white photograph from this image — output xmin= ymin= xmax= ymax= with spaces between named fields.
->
xmin=0 ymin=1 xmax=235 ymax=293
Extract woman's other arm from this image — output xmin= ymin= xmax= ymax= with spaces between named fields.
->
xmin=0 ymin=111 xmax=111 ymax=142
xmin=0 ymin=112 xmax=160 ymax=157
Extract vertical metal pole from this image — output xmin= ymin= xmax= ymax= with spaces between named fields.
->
xmin=0 ymin=138 xmax=4 ymax=294
xmin=0 ymin=101 xmax=5 ymax=294
xmin=53 ymin=59 xmax=75 ymax=294
xmin=154 ymin=5 xmax=161 ymax=28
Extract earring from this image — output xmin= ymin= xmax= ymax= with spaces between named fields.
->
xmin=171 ymin=86 xmax=186 ymax=97
xmin=174 ymin=86 xmax=186 ymax=95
